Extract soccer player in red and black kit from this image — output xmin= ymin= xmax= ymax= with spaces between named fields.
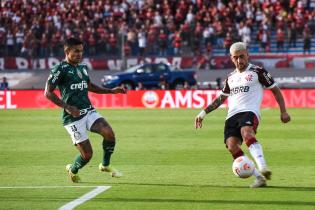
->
xmin=195 ymin=42 xmax=291 ymax=188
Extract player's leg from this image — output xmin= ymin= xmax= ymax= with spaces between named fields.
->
xmin=225 ymin=137 xmax=244 ymax=159
xmin=225 ymin=136 xmax=265 ymax=187
xmin=71 ymin=140 xmax=93 ymax=173
xmin=224 ymin=114 xmax=245 ymax=159
xmin=241 ymin=125 xmax=271 ymax=180
xmin=90 ymin=117 xmax=116 ymax=166
xmin=66 ymin=140 xmax=93 ymax=182
xmin=64 ymin=118 xmax=92 ymax=182
xmin=88 ymin=113 xmax=122 ymax=177
xmin=239 ymin=112 xmax=271 ymax=180
xmin=225 ymin=114 xmax=266 ymax=188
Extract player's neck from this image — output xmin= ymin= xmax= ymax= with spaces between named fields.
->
xmin=237 ymin=63 xmax=249 ymax=73
xmin=65 ymin=58 xmax=79 ymax=66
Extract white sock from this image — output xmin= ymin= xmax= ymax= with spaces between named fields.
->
xmin=248 ymin=142 xmax=267 ymax=171
xmin=252 ymin=167 xmax=262 ymax=178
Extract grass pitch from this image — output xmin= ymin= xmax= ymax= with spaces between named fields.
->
xmin=0 ymin=108 xmax=314 ymax=210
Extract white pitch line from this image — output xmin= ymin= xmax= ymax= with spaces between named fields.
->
xmin=0 ymin=186 xmax=107 ymax=189
xmin=58 ymin=186 xmax=111 ymax=210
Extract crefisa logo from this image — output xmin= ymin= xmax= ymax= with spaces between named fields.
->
xmin=142 ymin=91 xmax=159 ymax=108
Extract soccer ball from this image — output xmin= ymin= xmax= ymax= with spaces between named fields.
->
xmin=232 ymin=156 xmax=255 ymax=178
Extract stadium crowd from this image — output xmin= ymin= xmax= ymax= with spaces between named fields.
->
xmin=1 ymin=0 xmax=314 ymax=58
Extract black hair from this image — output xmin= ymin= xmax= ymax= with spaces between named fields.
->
xmin=64 ymin=37 xmax=83 ymax=48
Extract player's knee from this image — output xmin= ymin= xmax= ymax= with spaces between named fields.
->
xmin=226 ymin=143 xmax=238 ymax=154
xmin=100 ymin=128 xmax=115 ymax=141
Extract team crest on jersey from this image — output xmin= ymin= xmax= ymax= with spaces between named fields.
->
xmin=245 ymin=74 xmax=253 ymax=81
xmin=73 ymin=132 xmax=81 ymax=140
xmin=77 ymin=70 xmax=82 ymax=79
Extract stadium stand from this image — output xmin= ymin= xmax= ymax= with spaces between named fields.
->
xmin=1 ymin=0 xmax=314 ymax=58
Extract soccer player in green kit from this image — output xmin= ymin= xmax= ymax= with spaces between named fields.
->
xmin=45 ymin=38 xmax=126 ymax=183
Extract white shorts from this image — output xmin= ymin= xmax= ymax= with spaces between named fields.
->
xmin=64 ymin=110 xmax=103 ymax=144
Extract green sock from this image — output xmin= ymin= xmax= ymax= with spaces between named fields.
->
xmin=102 ymin=140 xmax=116 ymax=166
xmin=70 ymin=154 xmax=89 ymax=174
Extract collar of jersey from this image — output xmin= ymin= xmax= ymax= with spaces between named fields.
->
xmin=62 ymin=60 xmax=79 ymax=67
xmin=235 ymin=63 xmax=252 ymax=73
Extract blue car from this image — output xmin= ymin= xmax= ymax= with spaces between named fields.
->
xmin=102 ymin=63 xmax=197 ymax=90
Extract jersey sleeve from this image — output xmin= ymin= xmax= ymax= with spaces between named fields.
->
xmin=256 ymin=68 xmax=276 ymax=89
xmin=83 ymin=64 xmax=90 ymax=83
xmin=47 ymin=65 xmax=65 ymax=86
xmin=221 ymin=78 xmax=230 ymax=96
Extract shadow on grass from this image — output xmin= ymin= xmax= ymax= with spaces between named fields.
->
xmin=267 ymin=185 xmax=315 ymax=192
xmin=1 ymin=196 xmax=314 ymax=207
xmin=98 ymin=198 xmax=315 ymax=206
xmin=84 ymin=181 xmax=315 ymax=191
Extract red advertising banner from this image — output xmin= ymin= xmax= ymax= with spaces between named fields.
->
xmin=1 ymin=54 xmax=315 ymax=70
xmin=0 ymin=89 xmax=315 ymax=109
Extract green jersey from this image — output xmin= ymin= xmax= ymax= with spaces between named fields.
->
xmin=48 ymin=61 xmax=94 ymax=125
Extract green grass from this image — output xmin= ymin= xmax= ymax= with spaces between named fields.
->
xmin=0 ymin=108 xmax=314 ymax=210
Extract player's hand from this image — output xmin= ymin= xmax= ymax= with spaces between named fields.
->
xmin=112 ymin=87 xmax=127 ymax=94
xmin=65 ymin=105 xmax=80 ymax=117
xmin=195 ymin=110 xmax=206 ymax=130
xmin=281 ymin=112 xmax=291 ymax=123
xmin=195 ymin=117 xmax=203 ymax=129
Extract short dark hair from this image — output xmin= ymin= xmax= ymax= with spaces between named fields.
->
xmin=64 ymin=37 xmax=83 ymax=48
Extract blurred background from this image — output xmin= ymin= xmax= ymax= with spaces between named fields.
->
xmin=0 ymin=0 xmax=314 ymax=90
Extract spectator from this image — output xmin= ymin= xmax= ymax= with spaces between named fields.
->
xmin=138 ymin=28 xmax=147 ymax=56
xmin=172 ymin=31 xmax=182 ymax=55
xmin=303 ymin=25 xmax=311 ymax=54
xmin=183 ymin=81 xmax=190 ymax=90
xmin=197 ymin=44 xmax=213 ymax=71
xmin=0 ymin=0 xmax=313 ymax=58
xmin=6 ymin=30 xmax=15 ymax=56
xmin=135 ymin=82 xmax=144 ymax=90
xmin=259 ymin=30 xmax=269 ymax=52
xmin=224 ymin=33 xmax=233 ymax=55
xmin=276 ymin=28 xmax=285 ymax=53
xmin=127 ymin=28 xmax=138 ymax=56
xmin=0 ymin=27 xmax=6 ymax=56
xmin=239 ymin=23 xmax=251 ymax=47
xmin=216 ymin=77 xmax=222 ymax=90
xmin=0 ymin=77 xmax=9 ymax=90
xmin=15 ymin=28 xmax=24 ymax=56
xmin=288 ymin=22 xmax=297 ymax=48
xmin=158 ymin=29 xmax=168 ymax=56
xmin=159 ymin=75 xmax=169 ymax=90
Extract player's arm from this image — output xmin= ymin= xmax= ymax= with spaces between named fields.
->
xmin=204 ymin=94 xmax=228 ymax=114
xmin=195 ymin=78 xmax=230 ymax=129
xmin=88 ymin=82 xmax=126 ymax=94
xmin=44 ymin=82 xmax=80 ymax=117
xmin=270 ymin=86 xmax=290 ymax=123
xmin=194 ymin=94 xmax=228 ymax=129
xmin=44 ymin=67 xmax=80 ymax=117
xmin=257 ymin=67 xmax=290 ymax=123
